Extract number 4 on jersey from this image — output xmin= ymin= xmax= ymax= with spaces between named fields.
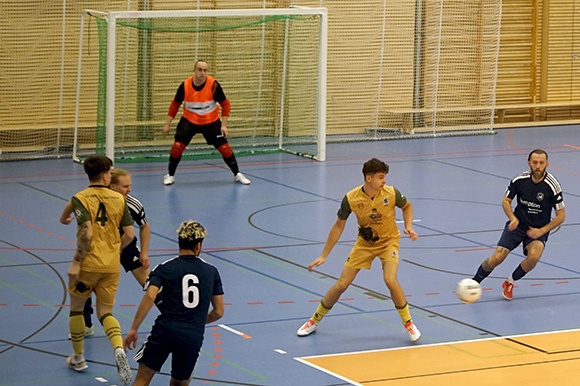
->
xmin=95 ymin=202 xmax=108 ymax=226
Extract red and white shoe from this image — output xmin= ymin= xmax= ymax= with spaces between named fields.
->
xmin=502 ymin=280 xmax=514 ymax=300
xmin=404 ymin=321 xmax=421 ymax=342
xmin=297 ymin=319 xmax=318 ymax=337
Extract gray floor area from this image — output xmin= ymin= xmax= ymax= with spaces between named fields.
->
xmin=1 ymin=125 xmax=579 ymax=385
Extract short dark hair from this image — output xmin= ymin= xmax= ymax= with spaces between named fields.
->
xmin=362 ymin=158 xmax=389 ymax=176
xmin=194 ymin=60 xmax=208 ymax=70
xmin=177 ymin=220 xmax=207 ymax=251
xmin=83 ymin=155 xmax=113 ymax=182
xmin=528 ymin=149 xmax=548 ymax=161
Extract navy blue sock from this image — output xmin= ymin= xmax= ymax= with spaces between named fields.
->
xmin=472 ymin=264 xmax=491 ymax=283
xmin=512 ymin=264 xmax=528 ymax=281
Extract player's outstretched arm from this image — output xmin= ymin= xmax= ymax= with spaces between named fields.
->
xmin=124 ymin=284 xmax=158 ymax=351
xmin=502 ymin=196 xmax=519 ymax=230
xmin=120 ymin=224 xmax=135 ymax=250
xmin=59 ymin=200 xmax=74 ymax=224
xmin=138 ymin=222 xmax=151 ymax=269
xmin=528 ymin=207 xmax=565 ymax=239
xmin=68 ymin=221 xmax=92 ymax=281
xmin=206 ymin=295 xmax=224 ymax=324
xmin=400 ymin=201 xmax=418 ymax=241
xmin=308 ymin=217 xmax=346 ymax=271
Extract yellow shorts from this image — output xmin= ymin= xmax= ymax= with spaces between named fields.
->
xmin=68 ymin=270 xmax=120 ymax=306
xmin=345 ymin=238 xmax=400 ymax=269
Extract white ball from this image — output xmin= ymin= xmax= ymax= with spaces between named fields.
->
xmin=456 ymin=278 xmax=482 ymax=304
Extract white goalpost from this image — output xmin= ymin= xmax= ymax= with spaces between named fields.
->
xmin=74 ymin=7 xmax=327 ymax=163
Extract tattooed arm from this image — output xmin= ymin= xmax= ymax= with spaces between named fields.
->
xmin=68 ymin=220 xmax=93 ymax=281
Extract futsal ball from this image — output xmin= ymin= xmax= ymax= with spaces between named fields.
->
xmin=456 ymin=278 xmax=482 ymax=304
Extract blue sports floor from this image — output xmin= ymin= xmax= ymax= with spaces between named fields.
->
xmin=1 ymin=125 xmax=579 ymax=385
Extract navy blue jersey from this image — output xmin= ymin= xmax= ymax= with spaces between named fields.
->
xmin=147 ymin=255 xmax=223 ymax=331
xmin=506 ymin=171 xmax=564 ymax=229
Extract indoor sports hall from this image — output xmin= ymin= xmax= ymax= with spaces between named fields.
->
xmin=1 ymin=125 xmax=580 ymax=386
xmin=3 ymin=1 xmax=580 ymax=385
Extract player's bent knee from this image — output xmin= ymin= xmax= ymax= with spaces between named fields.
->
xmin=170 ymin=142 xmax=187 ymax=158
xmin=216 ymin=143 xmax=233 ymax=158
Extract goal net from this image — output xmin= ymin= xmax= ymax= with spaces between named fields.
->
xmin=74 ymin=8 xmax=327 ymax=163
xmin=373 ymin=0 xmax=502 ymax=137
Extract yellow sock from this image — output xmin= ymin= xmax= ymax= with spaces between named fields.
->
xmin=69 ymin=312 xmax=85 ymax=355
xmin=100 ymin=313 xmax=123 ymax=349
xmin=395 ymin=302 xmax=412 ymax=325
xmin=311 ymin=300 xmax=332 ymax=323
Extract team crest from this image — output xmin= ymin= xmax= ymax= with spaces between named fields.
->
xmin=536 ymin=192 xmax=544 ymax=201
xmin=383 ymin=197 xmax=389 ymax=206
xmin=358 ymin=203 xmax=365 ymax=210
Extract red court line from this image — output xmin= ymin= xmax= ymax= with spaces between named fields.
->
xmin=5 ymin=282 xmax=572 ymax=308
xmin=1 ymin=146 xmax=571 ymax=181
xmin=455 ymin=247 xmax=495 ymax=252
xmin=207 ymin=326 xmax=222 ymax=381
xmin=0 ymin=212 xmax=76 ymax=245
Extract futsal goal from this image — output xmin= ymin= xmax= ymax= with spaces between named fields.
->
xmin=73 ymin=7 xmax=327 ymax=163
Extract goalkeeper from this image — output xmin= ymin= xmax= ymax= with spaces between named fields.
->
xmin=161 ymin=60 xmax=251 ymax=186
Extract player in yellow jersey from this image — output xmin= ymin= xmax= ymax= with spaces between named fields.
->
xmin=297 ymin=158 xmax=421 ymax=342
xmin=60 ymin=155 xmax=135 ymax=385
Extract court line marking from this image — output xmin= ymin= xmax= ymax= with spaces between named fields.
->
xmin=294 ymin=328 xmax=580 ymax=385
xmin=217 ymin=324 xmax=252 ymax=339
xmin=293 ymin=357 xmax=364 ymax=386
xmin=295 ymin=327 xmax=580 ymax=361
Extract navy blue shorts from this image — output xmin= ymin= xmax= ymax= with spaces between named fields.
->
xmin=497 ymin=221 xmax=549 ymax=256
xmin=134 ymin=321 xmax=203 ymax=381
xmin=120 ymin=238 xmax=143 ymax=272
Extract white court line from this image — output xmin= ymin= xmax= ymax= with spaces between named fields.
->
xmin=294 ymin=328 xmax=580 ymax=385
xmin=296 ymin=327 xmax=580 ymax=360
xmin=294 ymin=357 xmax=364 ymax=386
xmin=217 ymin=324 xmax=251 ymax=339
xmin=396 ymin=219 xmax=421 ymax=223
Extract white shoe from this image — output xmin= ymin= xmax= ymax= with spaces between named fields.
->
xmin=68 ymin=325 xmax=94 ymax=340
xmin=297 ymin=319 xmax=318 ymax=337
xmin=114 ymin=347 xmax=132 ymax=385
xmin=404 ymin=321 xmax=421 ymax=342
xmin=234 ymin=172 xmax=251 ymax=185
xmin=163 ymin=174 xmax=175 ymax=185
xmin=66 ymin=354 xmax=88 ymax=372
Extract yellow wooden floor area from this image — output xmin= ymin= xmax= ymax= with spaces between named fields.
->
xmin=297 ymin=330 xmax=580 ymax=386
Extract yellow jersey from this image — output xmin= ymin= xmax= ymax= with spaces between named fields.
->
xmin=340 ymin=185 xmax=407 ymax=245
xmin=71 ymin=185 xmax=133 ymax=273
